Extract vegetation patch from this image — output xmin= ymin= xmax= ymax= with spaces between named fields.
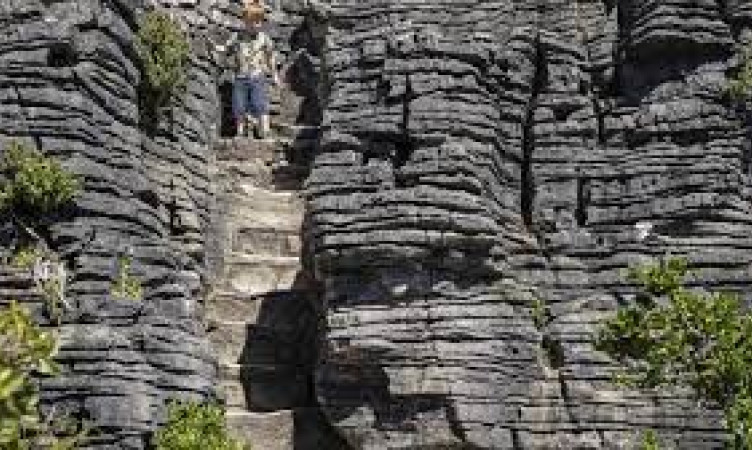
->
xmin=136 ymin=10 xmax=191 ymax=123
xmin=0 ymin=142 xmax=79 ymax=323
xmin=728 ymin=45 xmax=752 ymax=100
xmin=110 ymin=255 xmax=143 ymax=301
xmin=0 ymin=141 xmax=79 ymax=220
xmin=153 ymin=400 xmax=246 ymax=450
xmin=531 ymin=297 xmax=552 ymax=331
xmin=0 ymin=301 xmax=85 ymax=448
xmin=595 ymin=256 xmax=752 ymax=448
xmin=10 ymin=245 xmax=45 ymax=271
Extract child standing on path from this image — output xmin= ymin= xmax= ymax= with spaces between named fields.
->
xmin=226 ymin=1 xmax=280 ymax=138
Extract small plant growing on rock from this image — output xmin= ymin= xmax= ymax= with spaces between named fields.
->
xmin=110 ymin=255 xmax=143 ymax=301
xmin=595 ymin=256 xmax=752 ymax=448
xmin=10 ymin=245 xmax=45 ymax=271
xmin=0 ymin=301 xmax=85 ymax=448
xmin=728 ymin=45 xmax=752 ymax=101
xmin=0 ymin=141 xmax=79 ymax=221
xmin=136 ymin=10 xmax=191 ymax=122
xmin=153 ymin=400 xmax=246 ymax=450
xmin=0 ymin=142 xmax=78 ymax=322
xmin=531 ymin=297 xmax=552 ymax=331
xmin=530 ymin=297 xmax=563 ymax=368
xmin=0 ymin=301 xmax=59 ymax=432
xmin=9 ymin=244 xmax=71 ymax=324
xmin=640 ymin=430 xmax=663 ymax=450
xmin=0 ymin=141 xmax=79 ymax=261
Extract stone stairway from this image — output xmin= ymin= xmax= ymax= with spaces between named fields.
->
xmin=208 ymin=127 xmax=338 ymax=449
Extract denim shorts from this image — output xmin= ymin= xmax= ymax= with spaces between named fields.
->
xmin=232 ymin=75 xmax=269 ymax=119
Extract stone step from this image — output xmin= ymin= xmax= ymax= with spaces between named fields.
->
xmin=216 ymin=138 xmax=281 ymax=162
xmin=217 ymin=159 xmax=308 ymax=192
xmin=229 ymin=226 xmax=301 ymax=257
xmin=270 ymin=121 xmax=320 ymax=142
xmin=226 ymin=409 xmax=349 ymax=450
xmin=220 ymin=254 xmax=302 ymax=297
xmin=207 ymin=287 xmax=314 ymax=326
xmin=224 ymin=201 xmax=303 ymax=239
xmin=224 ymin=185 xmax=303 ymax=215
xmin=207 ymin=313 xmax=314 ymax=365
xmin=268 ymin=161 xmax=309 ymax=192
xmin=226 ymin=410 xmax=294 ymax=450
xmin=224 ymin=206 xmax=302 ymax=234
xmin=227 ymin=174 xmax=307 ymax=198
xmin=220 ymin=372 xmax=248 ymax=410
xmin=216 ymin=136 xmax=316 ymax=163
xmin=218 ymin=362 xmax=311 ymax=411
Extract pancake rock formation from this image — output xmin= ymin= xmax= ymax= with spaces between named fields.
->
xmin=1 ymin=0 xmax=752 ymax=449
xmin=308 ymin=0 xmax=751 ymax=449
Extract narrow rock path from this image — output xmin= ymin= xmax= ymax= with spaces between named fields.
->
xmin=208 ymin=121 xmax=335 ymax=449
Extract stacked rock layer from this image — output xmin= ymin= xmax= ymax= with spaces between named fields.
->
xmin=0 ymin=0 xmax=238 ymax=447
xmin=3 ymin=0 xmax=752 ymax=448
xmin=307 ymin=0 xmax=752 ymax=448
xmin=0 ymin=0 xmax=326 ymax=447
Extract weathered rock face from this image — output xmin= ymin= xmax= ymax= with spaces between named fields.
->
xmin=0 ymin=0 xmax=237 ymax=447
xmin=0 ymin=0 xmax=328 ymax=447
xmin=4 ymin=0 xmax=752 ymax=448
xmin=307 ymin=0 xmax=752 ymax=448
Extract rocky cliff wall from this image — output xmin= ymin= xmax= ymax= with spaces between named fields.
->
xmin=0 ymin=0 xmax=232 ymax=447
xmin=3 ymin=0 xmax=752 ymax=449
xmin=0 ymin=0 xmax=326 ymax=447
xmin=308 ymin=1 xmax=752 ymax=448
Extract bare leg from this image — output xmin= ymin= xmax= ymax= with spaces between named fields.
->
xmin=236 ymin=118 xmax=246 ymax=137
xmin=246 ymin=114 xmax=258 ymax=138
xmin=259 ymin=114 xmax=271 ymax=139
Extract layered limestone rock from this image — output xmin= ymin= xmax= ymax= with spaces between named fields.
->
xmin=0 ymin=0 xmax=233 ymax=447
xmin=307 ymin=0 xmax=751 ymax=448
xmin=0 ymin=0 xmax=328 ymax=448
xmin=3 ymin=0 xmax=752 ymax=449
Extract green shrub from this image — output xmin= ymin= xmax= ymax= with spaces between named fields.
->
xmin=0 ymin=142 xmax=79 ymax=218
xmin=728 ymin=46 xmax=752 ymax=100
xmin=153 ymin=400 xmax=246 ymax=450
xmin=136 ymin=10 xmax=191 ymax=121
xmin=0 ymin=301 xmax=58 ymax=429
xmin=10 ymin=246 xmax=45 ymax=271
xmin=0 ymin=301 xmax=85 ymax=449
xmin=595 ymin=256 xmax=752 ymax=448
xmin=641 ymin=430 xmax=662 ymax=450
xmin=110 ymin=255 xmax=142 ymax=301
xmin=531 ymin=297 xmax=552 ymax=331
xmin=0 ymin=141 xmax=78 ymax=323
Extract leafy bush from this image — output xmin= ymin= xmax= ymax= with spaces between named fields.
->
xmin=531 ymin=297 xmax=552 ymax=331
xmin=641 ymin=429 xmax=663 ymax=450
xmin=153 ymin=400 xmax=246 ymax=450
xmin=136 ymin=10 xmax=191 ymax=120
xmin=0 ymin=141 xmax=78 ymax=323
xmin=0 ymin=301 xmax=58 ymax=430
xmin=729 ymin=46 xmax=752 ymax=101
xmin=10 ymin=246 xmax=45 ymax=270
xmin=595 ymin=256 xmax=752 ymax=448
xmin=0 ymin=301 xmax=84 ymax=448
xmin=0 ymin=142 xmax=79 ymax=218
xmin=110 ymin=255 xmax=142 ymax=301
